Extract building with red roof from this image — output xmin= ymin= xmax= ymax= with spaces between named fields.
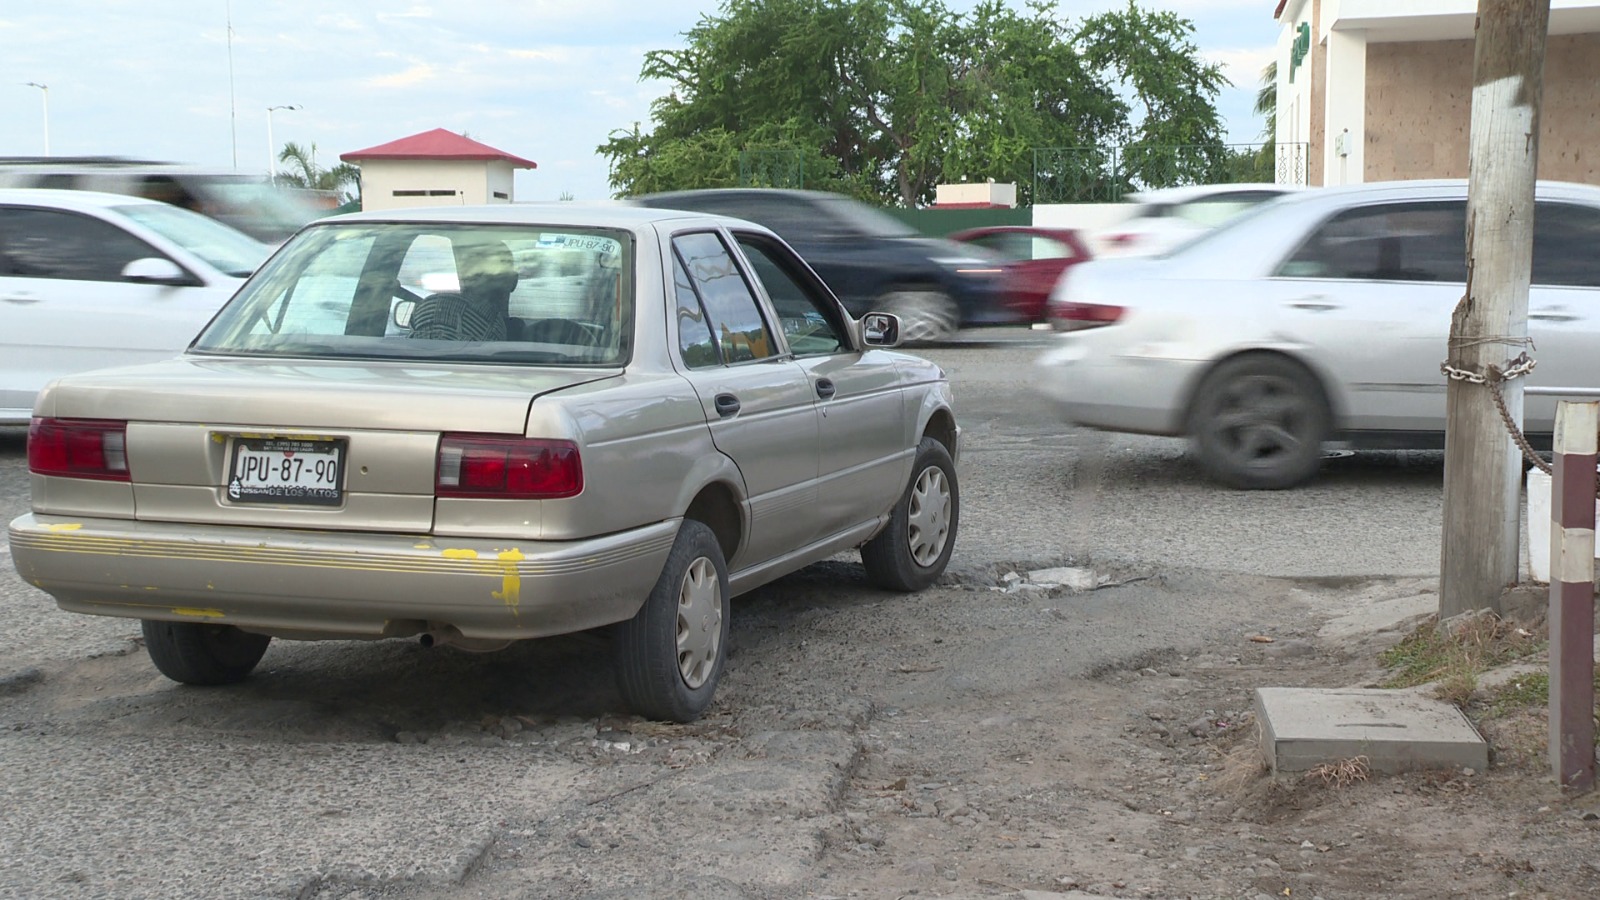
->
xmin=340 ymin=128 xmax=537 ymax=211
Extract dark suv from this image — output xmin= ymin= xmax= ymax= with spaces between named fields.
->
xmin=631 ymin=188 xmax=1016 ymax=342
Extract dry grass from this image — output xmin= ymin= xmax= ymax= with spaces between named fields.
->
xmin=1212 ymin=734 xmax=1269 ymax=795
xmin=1379 ymin=613 xmax=1544 ymax=705
xmin=1304 ymin=755 xmax=1371 ymax=788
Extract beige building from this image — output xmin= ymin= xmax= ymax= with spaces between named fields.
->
xmin=1274 ymin=0 xmax=1600 ymax=186
xmin=340 ymin=129 xmax=537 ymax=211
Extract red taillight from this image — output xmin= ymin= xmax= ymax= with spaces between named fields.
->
xmin=27 ymin=418 xmax=131 ymax=481
xmin=436 ymin=434 xmax=582 ymax=499
xmin=1049 ymin=301 xmax=1126 ymax=331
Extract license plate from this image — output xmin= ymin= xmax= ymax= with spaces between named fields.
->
xmin=227 ymin=437 xmax=345 ymax=506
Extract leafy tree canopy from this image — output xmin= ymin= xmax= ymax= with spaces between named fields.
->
xmin=274 ymin=141 xmax=361 ymax=203
xmin=601 ymin=0 xmax=1228 ymax=205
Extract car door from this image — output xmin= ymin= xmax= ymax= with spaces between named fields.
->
xmin=669 ymin=230 xmax=820 ymax=568
xmin=728 ymin=230 xmax=910 ymax=541
xmin=1523 ymin=199 xmax=1600 ymax=433
xmin=1267 ymin=200 xmax=1468 ymax=434
xmin=0 ymin=204 xmax=232 ymax=416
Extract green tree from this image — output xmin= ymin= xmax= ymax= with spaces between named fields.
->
xmin=1251 ymin=60 xmax=1279 ymax=183
xmin=604 ymin=0 xmax=1228 ymax=205
xmin=274 ymin=141 xmax=361 ymax=203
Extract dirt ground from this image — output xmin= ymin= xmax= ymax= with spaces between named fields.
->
xmin=354 ymin=564 xmax=1600 ymax=900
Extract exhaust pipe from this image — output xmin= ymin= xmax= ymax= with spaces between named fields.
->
xmin=417 ymin=627 xmax=512 ymax=654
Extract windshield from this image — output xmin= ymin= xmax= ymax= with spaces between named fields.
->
xmin=193 ymin=222 xmax=635 ymax=367
xmin=1157 ymin=194 xmax=1294 ymax=260
xmin=114 ymin=202 xmax=272 ymax=277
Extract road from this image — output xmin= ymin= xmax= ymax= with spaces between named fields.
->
xmin=0 ymin=331 xmax=1460 ymax=899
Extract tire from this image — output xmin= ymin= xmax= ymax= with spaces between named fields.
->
xmin=1187 ymin=354 xmax=1331 ymax=490
xmin=141 ymin=620 xmax=271 ymax=686
xmin=862 ymin=436 xmax=959 ymax=592
xmin=613 ymin=519 xmax=730 ymax=723
xmin=878 ymin=288 xmax=959 ymax=344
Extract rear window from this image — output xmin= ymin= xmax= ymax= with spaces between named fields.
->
xmin=193 ymin=223 xmax=634 ymax=366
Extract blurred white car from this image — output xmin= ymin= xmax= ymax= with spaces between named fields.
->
xmin=0 ymin=189 xmax=270 ymax=423
xmin=1088 ymin=183 xmax=1296 ymax=259
xmin=1037 ymin=179 xmax=1600 ymax=489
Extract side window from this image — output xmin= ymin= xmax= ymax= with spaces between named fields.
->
xmin=966 ymin=232 xmax=1031 ymax=261
xmin=673 ymin=255 xmax=720 ymax=368
xmin=673 ymin=231 xmax=777 ymax=363
xmin=1533 ymin=202 xmax=1600 ymax=288
xmin=733 ymin=233 xmax=850 ymax=357
xmin=1277 ymin=201 xmax=1467 ymax=283
xmin=0 ymin=207 xmax=164 ymax=282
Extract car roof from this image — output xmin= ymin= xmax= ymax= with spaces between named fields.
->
xmin=1258 ymin=178 xmax=1600 ymax=210
xmin=318 ymin=201 xmax=754 ymax=229
xmin=1125 ymin=182 xmax=1299 ymax=204
xmin=0 ymin=187 xmax=166 ymax=210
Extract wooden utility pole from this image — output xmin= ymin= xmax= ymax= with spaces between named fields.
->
xmin=1440 ymin=0 xmax=1551 ymax=619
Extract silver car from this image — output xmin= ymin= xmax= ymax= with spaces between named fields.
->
xmin=1037 ymin=179 xmax=1600 ymax=489
xmin=8 ymin=204 xmax=960 ymax=722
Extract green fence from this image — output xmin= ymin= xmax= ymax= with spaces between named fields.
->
xmin=880 ymin=206 xmax=1031 ymax=237
xmin=1032 ymin=143 xmax=1309 ymax=204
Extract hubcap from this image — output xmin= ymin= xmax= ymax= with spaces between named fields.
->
xmin=675 ymin=557 xmax=722 ymax=689
xmin=886 ymin=291 xmax=957 ymax=343
xmin=1207 ymin=374 xmax=1314 ymax=469
xmin=906 ymin=465 xmax=952 ymax=567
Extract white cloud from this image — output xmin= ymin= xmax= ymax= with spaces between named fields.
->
xmin=364 ymin=63 xmax=440 ymax=88
xmin=1206 ymin=45 xmax=1278 ymax=86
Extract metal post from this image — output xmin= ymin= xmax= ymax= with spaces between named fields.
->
xmin=24 ymin=81 xmax=49 ymax=155
xmin=266 ymin=104 xmax=300 ymax=180
xmin=1548 ymin=400 xmax=1597 ymax=790
xmin=1439 ymin=0 xmax=1551 ymax=618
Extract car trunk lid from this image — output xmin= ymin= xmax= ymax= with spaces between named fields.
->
xmin=36 ymin=356 xmax=618 ymax=533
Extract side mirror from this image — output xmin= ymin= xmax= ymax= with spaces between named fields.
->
xmin=122 ymin=257 xmax=193 ymax=286
xmin=393 ymin=299 xmax=416 ymax=329
xmin=861 ymin=312 xmax=902 ymax=348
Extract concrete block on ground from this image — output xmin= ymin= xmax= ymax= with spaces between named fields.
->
xmin=1255 ymin=687 xmax=1487 ymax=775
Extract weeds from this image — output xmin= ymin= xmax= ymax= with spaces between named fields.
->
xmin=1378 ymin=614 xmax=1544 ymax=704
xmin=1304 ymin=755 xmax=1371 ymax=788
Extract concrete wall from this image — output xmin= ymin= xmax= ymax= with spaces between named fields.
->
xmin=358 ymin=159 xmax=520 ymax=211
xmin=1364 ymin=33 xmax=1600 ymax=184
xmin=1032 ymin=203 xmax=1139 ymax=233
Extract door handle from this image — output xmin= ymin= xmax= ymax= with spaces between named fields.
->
xmin=1289 ymin=297 xmax=1338 ymax=312
xmin=815 ymin=378 xmax=836 ymax=400
xmin=713 ymin=393 xmax=741 ymax=417
xmin=1529 ymin=309 xmax=1578 ymax=322
xmin=1 ymin=294 xmax=39 ymax=304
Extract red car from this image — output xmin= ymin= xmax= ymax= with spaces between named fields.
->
xmin=948 ymin=226 xmax=1093 ymax=323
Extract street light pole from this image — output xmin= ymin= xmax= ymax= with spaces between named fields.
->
xmin=266 ymin=104 xmax=301 ymax=180
xmin=23 ymin=82 xmax=49 ymax=155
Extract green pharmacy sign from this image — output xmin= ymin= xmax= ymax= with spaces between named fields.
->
xmin=1289 ymin=23 xmax=1311 ymax=82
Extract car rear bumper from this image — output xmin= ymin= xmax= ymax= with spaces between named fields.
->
xmin=1034 ymin=341 xmax=1201 ymax=436
xmin=7 ymin=514 xmax=679 ymax=642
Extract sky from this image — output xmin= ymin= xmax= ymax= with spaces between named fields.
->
xmin=0 ymin=1 xmax=1280 ymax=203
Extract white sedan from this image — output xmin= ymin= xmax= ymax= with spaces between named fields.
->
xmin=1037 ymin=179 xmax=1600 ymax=489
xmin=0 ymin=189 xmax=270 ymax=423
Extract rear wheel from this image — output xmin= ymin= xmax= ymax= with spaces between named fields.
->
xmin=1187 ymin=354 xmax=1330 ymax=490
xmin=862 ymin=437 xmax=959 ymax=591
xmin=878 ymin=288 xmax=958 ymax=344
xmin=613 ymin=520 xmax=730 ymax=722
xmin=141 ymin=620 xmax=271 ymax=686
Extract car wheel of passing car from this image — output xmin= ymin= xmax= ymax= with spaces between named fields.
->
xmin=862 ymin=436 xmax=959 ymax=592
xmin=1187 ymin=354 xmax=1331 ymax=490
xmin=613 ymin=519 xmax=730 ymax=723
xmin=879 ymin=288 xmax=958 ymax=344
xmin=140 ymin=620 xmax=272 ymax=686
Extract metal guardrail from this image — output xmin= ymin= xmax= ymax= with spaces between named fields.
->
xmin=1526 ymin=387 xmax=1600 ymax=397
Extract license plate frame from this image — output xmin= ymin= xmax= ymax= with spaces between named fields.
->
xmin=226 ymin=436 xmax=347 ymax=506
